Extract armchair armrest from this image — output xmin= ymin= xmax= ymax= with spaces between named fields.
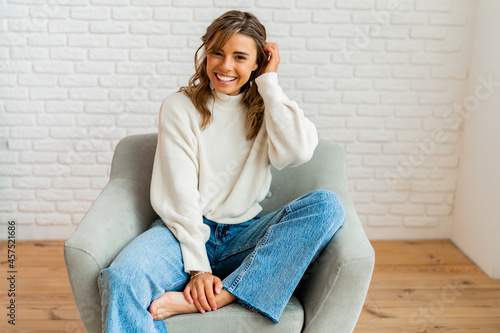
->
xmin=297 ymin=192 xmax=375 ymax=333
xmin=64 ymin=134 xmax=158 ymax=333
xmin=265 ymin=140 xmax=374 ymax=333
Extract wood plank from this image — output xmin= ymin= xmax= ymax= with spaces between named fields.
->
xmin=363 ymin=288 xmax=500 ymax=307
xmin=1 ymin=320 xmax=85 ymax=332
xmin=371 ymin=240 xmax=474 ymax=266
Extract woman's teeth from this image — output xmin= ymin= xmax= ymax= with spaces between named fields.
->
xmin=216 ymin=74 xmax=237 ymax=82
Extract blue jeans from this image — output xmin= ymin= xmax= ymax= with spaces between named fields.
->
xmin=98 ymin=190 xmax=345 ymax=332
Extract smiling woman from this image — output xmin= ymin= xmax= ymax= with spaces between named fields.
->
xmin=96 ymin=10 xmax=342 ymax=333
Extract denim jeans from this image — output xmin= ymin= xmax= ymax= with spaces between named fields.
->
xmin=98 ymin=190 xmax=345 ymax=333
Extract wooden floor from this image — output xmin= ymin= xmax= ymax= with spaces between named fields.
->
xmin=356 ymin=241 xmax=500 ymax=333
xmin=1 ymin=240 xmax=499 ymax=332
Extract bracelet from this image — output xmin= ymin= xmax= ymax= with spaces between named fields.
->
xmin=190 ymin=271 xmax=207 ymax=280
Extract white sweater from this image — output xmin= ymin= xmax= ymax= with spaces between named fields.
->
xmin=150 ymin=73 xmax=318 ymax=273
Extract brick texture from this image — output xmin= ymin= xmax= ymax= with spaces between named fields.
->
xmin=0 ymin=0 xmax=476 ymax=240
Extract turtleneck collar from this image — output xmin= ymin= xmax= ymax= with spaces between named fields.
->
xmin=210 ymin=86 xmax=245 ymax=112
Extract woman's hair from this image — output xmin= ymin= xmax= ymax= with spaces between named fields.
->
xmin=179 ymin=10 xmax=268 ymax=140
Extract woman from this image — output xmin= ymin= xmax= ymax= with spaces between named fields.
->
xmin=98 ymin=10 xmax=345 ymax=332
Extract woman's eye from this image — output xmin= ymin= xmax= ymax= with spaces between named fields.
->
xmin=214 ymin=52 xmax=222 ymax=56
xmin=236 ymin=56 xmax=246 ymax=60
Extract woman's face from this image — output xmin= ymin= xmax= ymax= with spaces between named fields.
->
xmin=206 ymin=33 xmax=259 ymax=96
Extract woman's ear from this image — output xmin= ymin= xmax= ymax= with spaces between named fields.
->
xmin=252 ymin=62 xmax=258 ymax=71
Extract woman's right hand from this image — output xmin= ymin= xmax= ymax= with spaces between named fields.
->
xmin=183 ymin=272 xmax=223 ymax=314
xmin=261 ymin=42 xmax=280 ymax=74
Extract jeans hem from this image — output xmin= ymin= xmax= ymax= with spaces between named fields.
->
xmin=222 ymin=286 xmax=280 ymax=324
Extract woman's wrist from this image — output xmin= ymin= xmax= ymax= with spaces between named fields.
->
xmin=189 ymin=271 xmax=208 ymax=280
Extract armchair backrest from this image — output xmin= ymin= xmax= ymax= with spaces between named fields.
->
xmin=262 ymin=139 xmax=347 ymax=215
xmin=109 ymin=133 xmax=348 ymax=218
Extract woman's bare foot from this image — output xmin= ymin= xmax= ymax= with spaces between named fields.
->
xmin=149 ymin=290 xmax=236 ymax=321
xmin=149 ymin=291 xmax=197 ymax=320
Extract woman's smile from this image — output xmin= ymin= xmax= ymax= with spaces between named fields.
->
xmin=214 ymin=73 xmax=238 ymax=84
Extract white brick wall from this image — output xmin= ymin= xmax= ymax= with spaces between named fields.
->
xmin=0 ymin=0 xmax=477 ymax=240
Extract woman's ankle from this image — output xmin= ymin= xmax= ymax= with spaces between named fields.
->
xmin=217 ymin=289 xmax=237 ymax=308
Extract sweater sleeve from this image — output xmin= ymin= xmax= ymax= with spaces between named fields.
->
xmin=150 ymin=94 xmax=212 ymax=273
xmin=255 ymin=72 xmax=318 ymax=170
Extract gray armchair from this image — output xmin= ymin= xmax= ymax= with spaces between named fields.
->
xmin=64 ymin=134 xmax=375 ymax=333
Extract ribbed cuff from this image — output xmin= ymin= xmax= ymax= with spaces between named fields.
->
xmin=180 ymin=241 xmax=212 ymax=274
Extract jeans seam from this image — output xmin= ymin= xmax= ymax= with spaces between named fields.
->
xmin=226 ymin=208 xmax=289 ymax=291
xmin=226 ymin=225 xmax=273 ymax=291
xmin=217 ymin=242 xmax=256 ymax=262
xmin=218 ymin=209 xmax=287 ymax=261
xmin=167 ymin=277 xmax=188 ymax=292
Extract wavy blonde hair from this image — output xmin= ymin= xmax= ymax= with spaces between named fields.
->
xmin=179 ymin=10 xmax=268 ymax=140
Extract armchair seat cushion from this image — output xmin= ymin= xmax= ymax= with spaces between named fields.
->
xmin=165 ymin=295 xmax=303 ymax=332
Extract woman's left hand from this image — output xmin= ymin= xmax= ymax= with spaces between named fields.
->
xmin=262 ymin=42 xmax=280 ymax=74
xmin=183 ymin=272 xmax=223 ymax=314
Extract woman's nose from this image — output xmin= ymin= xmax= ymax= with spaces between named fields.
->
xmin=220 ymin=57 xmax=232 ymax=71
